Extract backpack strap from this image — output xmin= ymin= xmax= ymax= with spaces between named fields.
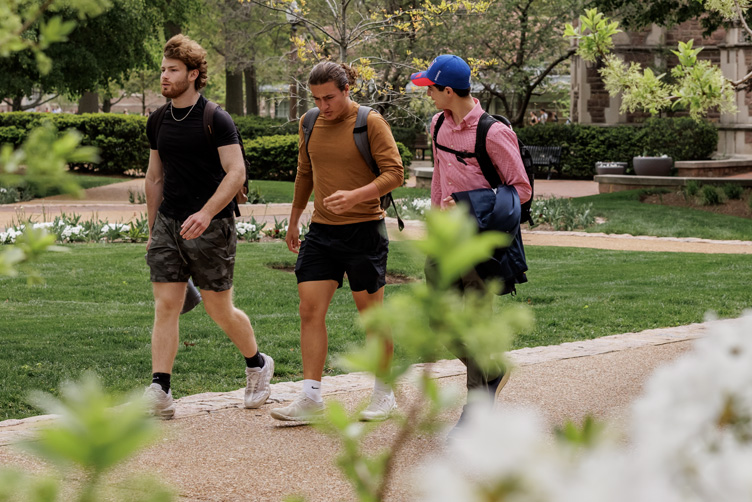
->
xmin=432 ymin=113 xmax=477 ymax=161
xmin=353 ymin=106 xmax=404 ymax=231
xmin=474 ymin=112 xmax=503 ymax=188
xmin=202 ymin=100 xmax=246 ymax=217
xmin=302 ymin=107 xmax=320 ymax=160
xmin=354 ymin=106 xmax=379 ymax=177
xmin=146 ymin=103 xmax=169 ymax=147
xmin=203 ymin=100 xmax=219 ymax=147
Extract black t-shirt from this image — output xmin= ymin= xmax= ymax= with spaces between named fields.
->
xmin=146 ymin=95 xmax=239 ymax=221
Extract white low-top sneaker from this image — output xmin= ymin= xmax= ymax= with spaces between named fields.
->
xmin=144 ymin=383 xmax=175 ymax=420
xmin=244 ymin=353 xmax=274 ymax=408
xmin=270 ymin=393 xmax=325 ymax=422
xmin=359 ymin=390 xmax=397 ymax=422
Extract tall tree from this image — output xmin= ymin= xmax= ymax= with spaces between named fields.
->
xmin=449 ymin=0 xmax=584 ymax=126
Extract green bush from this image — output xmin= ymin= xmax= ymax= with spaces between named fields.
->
xmin=685 ymin=179 xmax=701 ymax=197
xmin=243 ymin=134 xmax=299 ymax=181
xmin=637 ymin=117 xmax=717 ymax=160
xmin=0 ymin=126 xmax=26 ymax=148
xmin=232 ymin=114 xmax=298 ymax=139
xmin=723 ymin=183 xmax=744 ymax=200
xmin=700 ymin=185 xmax=723 ymax=205
xmin=244 ymin=134 xmax=413 ymax=181
xmin=516 ymin=118 xmax=718 ymax=179
xmin=0 ymin=112 xmax=149 ymax=175
xmin=530 ymin=196 xmax=595 ymax=230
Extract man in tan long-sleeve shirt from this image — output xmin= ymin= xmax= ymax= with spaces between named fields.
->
xmin=271 ymin=61 xmax=403 ymax=423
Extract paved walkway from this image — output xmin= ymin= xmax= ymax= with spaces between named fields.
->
xmin=1 ymin=169 xmax=751 ymax=500
xmin=0 ymin=317 xmax=746 ymax=501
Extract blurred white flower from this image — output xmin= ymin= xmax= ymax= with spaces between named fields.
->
xmin=417 ymin=313 xmax=752 ymax=501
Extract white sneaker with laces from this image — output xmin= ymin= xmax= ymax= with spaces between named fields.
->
xmin=359 ymin=390 xmax=397 ymax=422
xmin=144 ymin=383 xmax=175 ymax=420
xmin=244 ymin=353 xmax=274 ymax=409
xmin=270 ymin=393 xmax=325 ymax=422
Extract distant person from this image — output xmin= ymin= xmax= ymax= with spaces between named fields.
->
xmin=528 ymin=111 xmax=539 ymax=126
xmin=145 ymin=108 xmax=152 ymax=116
xmin=410 ymin=54 xmax=531 ymax=435
xmin=550 ymin=110 xmax=558 ymax=123
xmin=270 ymin=61 xmax=404 ymax=423
xmin=539 ymin=108 xmax=548 ymax=124
xmin=123 ymin=109 xmax=129 ymax=115
xmin=143 ymin=34 xmax=274 ymax=419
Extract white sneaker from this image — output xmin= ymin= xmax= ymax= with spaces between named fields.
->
xmin=359 ymin=390 xmax=397 ymax=422
xmin=244 ymin=353 xmax=274 ymax=409
xmin=270 ymin=393 xmax=325 ymax=422
xmin=144 ymin=383 xmax=175 ymax=420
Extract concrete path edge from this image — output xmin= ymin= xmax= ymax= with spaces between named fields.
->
xmin=1 ymin=316 xmax=744 ymax=446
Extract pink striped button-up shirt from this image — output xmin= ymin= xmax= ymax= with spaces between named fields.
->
xmin=430 ymin=99 xmax=532 ymax=209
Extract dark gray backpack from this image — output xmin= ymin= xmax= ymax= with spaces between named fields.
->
xmin=302 ymin=106 xmax=403 ymax=231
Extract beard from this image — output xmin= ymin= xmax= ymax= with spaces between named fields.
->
xmin=162 ymin=76 xmax=192 ymax=99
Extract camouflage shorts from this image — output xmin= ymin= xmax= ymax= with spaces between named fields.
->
xmin=146 ymin=212 xmax=237 ymax=292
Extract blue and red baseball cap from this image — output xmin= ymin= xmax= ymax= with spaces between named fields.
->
xmin=410 ymin=55 xmax=471 ymax=89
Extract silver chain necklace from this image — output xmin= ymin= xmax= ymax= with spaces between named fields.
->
xmin=169 ymin=99 xmax=198 ymax=122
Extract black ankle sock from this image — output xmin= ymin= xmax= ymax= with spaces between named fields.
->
xmin=245 ymin=351 xmax=265 ymax=369
xmin=152 ymin=372 xmax=171 ymax=393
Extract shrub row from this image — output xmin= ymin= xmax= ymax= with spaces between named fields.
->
xmin=0 ymin=112 xmax=412 ymax=180
xmin=244 ymin=134 xmax=413 ymax=182
xmin=1 ymin=112 xmax=715 ymax=180
xmin=516 ymin=117 xmax=718 ymax=178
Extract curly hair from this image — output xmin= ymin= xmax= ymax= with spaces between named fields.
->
xmin=163 ymin=35 xmax=208 ymax=91
xmin=308 ymin=61 xmax=358 ymax=91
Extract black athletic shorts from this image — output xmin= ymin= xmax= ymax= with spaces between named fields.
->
xmin=146 ymin=211 xmax=236 ymax=292
xmin=295 ymin=220 xmax=388 ymax=294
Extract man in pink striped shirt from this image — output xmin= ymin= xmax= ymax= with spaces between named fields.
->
xmin=410 ymin=54 xmax=531 ymax=436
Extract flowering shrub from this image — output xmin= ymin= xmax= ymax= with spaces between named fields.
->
xmin=1 ymin=213 xmax=302 ymax=245
xmin=236 ymin=217 xmax=265 ymax=242
xmin=387 ymin=196 xmax=431 ymax=220
xmin=531 ymin=196 xmax=595 ymax=230
xmin=0 ymin=186 xmax=23 ymax=204
xmin=417 ymin=312 xmax=752 ymax=502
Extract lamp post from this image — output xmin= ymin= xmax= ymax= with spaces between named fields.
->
xmin=285 ymin=1 xmax=300 ymax=122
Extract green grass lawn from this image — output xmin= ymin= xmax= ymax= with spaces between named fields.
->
xmin=2 ymin=241 xmax=751 ymax=420
xmin=250 ymin=181 xmax=752 ymax=241
xmin=575 ymin=190 xmax=752 ymax=241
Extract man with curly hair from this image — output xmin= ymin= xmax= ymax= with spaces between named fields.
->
xmin=143 ymin=35 xmax=273 ymax=419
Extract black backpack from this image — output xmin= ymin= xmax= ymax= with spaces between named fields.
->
xmin=302 ymin=106 xmax=404 ymax=231
xmin=433 ymin=112 xmax=535 ymax=225
xmin=147 ymin=100 xmax=250 ymax=217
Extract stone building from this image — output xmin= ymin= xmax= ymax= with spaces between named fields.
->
xmin=570 ymin=20 xmax=752 ymax=156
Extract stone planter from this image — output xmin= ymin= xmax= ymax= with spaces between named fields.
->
xmin=632 ymin=156 xmax=673 ymax=176
xmin=595 ymin=162 xmax=627 ymax=175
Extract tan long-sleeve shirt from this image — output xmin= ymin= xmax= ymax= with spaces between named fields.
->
xmin=292 ymin=101 xmax=404 ymax=225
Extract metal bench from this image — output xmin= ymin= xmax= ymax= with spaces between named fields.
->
xmin=527 ymin=145 xmax=563 ymax=179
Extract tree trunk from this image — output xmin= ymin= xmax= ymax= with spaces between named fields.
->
xmin=102 ymin=98 xmax=112 ymax=113
xmin=78 ymin=92 xmax=99 ymax=113
xmin=225 ymin=70 xmax=244 ymax=116
xmin=12 ymin=95 xmax=23 ymax=111
xmin=244 ymin=66 xmax=259 ymax=116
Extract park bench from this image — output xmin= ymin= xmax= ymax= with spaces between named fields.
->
xmin=527 ymin=145 xmax=563 ymax=179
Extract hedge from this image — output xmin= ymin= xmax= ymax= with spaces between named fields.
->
xmin=243 ymin=134 xmax=412 ymax=182
xmin=516 ymin=117 xmax=718 ymax=178
xmin=1 ymin=112 xmax=714 ymax=180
